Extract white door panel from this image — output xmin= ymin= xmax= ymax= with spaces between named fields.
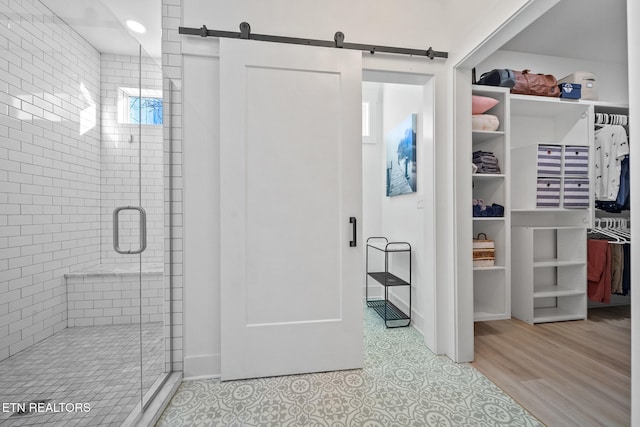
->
xmin=220 ymin=38 xmax=363 ymax=380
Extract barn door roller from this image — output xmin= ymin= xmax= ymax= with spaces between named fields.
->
xmin=179 ymin=22 xmax=448 ymax=60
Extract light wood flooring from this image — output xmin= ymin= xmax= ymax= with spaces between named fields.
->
xmin=473 ymin=305 xmax=631 ymax=427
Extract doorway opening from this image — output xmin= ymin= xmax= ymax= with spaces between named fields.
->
xmin=453 ymin=1 xmax=631 ymax=425
xmin=361 ymin=72 xmax=435 ymax=340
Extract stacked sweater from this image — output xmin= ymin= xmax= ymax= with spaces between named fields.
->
xmin=472 ymin=151 xmax=501 ymax=174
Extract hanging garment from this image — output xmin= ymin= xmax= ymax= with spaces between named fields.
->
xmin=616 ymin=155 xmax=630 ymax=209
xmin=587 ymin=239 xmax=611 ymax=304
xmin=610 ymin=244 xmax=624 ymax=294
xmin=594 ymin=125 xmax=629 ymax=201
xmin=622 ymin=244 xmax=631 ymax=296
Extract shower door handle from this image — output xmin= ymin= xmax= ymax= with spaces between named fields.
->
xmin=113 ymin=206 xmax=147 ymax=255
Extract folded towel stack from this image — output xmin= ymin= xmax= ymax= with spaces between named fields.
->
xmin=472 ymin=150 xmax=501 ymax=174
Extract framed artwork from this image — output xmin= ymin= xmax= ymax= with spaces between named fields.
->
xmin=386 ymin=113 xmax=417 ymax=197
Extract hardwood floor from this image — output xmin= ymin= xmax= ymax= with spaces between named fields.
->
xmin=473 ymin=306 xmax=631 ymax=427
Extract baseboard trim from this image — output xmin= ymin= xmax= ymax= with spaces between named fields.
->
xmin=184 ymin=353 xmax=220 ymax=380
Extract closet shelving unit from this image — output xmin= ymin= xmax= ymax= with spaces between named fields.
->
xmin=510 ymin=94 xmax=593 ymax=217
xmin=365 ymin=237 xmax=411 ymax=328
xmin=509 ymin=94 xmax=592 ymax=324
xmin=512 ymin=226 xmax=587 ymax=324
xmin=472 ymin=85 xmax=510 ymax=321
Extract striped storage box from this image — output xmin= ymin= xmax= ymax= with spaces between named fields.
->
xmin=563 ymin=178 xmax=590 ymax=209
xmin=563 ymin=145 xmax=589 ymax=176
xmin=536 ymin=178 xmax=561 ymax=207
xmin=537 ymin=144 xmax=562 ymax=175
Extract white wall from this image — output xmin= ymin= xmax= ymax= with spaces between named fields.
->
xmin=477 ymin=50 xmax=629 ymax=104
xmin=361 ymin=82 xmax=383 ymax=244
xmin=182 ymin=53 xmax=220 ymax=379
xmin=381 ymin=83 xmax=427 ymax=331
xmin=177 ymin=0 xmax=533 ymax=377
xmin=627 ymin=1 xmax=639 ymax=424
xmin=0 ymin=0 xmax=101 ymax=361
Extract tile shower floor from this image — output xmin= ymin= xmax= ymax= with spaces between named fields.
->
xmin=0 ymin=323 xmax=164 ymax=426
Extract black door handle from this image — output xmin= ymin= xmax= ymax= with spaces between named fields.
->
xmin=349 ymin=217 xmax=357 ymax=247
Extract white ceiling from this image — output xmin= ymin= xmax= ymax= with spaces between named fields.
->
xmin=501 ymin=0 xmax=627 ymax=64
xmin=40 ymin=0 xmax=161 ymax=59
xmin=39 ymin=0 xmax=627 ymax=66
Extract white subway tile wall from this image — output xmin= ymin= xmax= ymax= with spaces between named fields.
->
xmin=0 ymin=0 xmax=101 ymax=361
xmin=100 ymin=54 xmax=164 ymax=265
xmin=163 ymin=0 xmax=183 ymax=373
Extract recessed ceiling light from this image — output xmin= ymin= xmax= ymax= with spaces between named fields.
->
xmin=125 ymin=19 xmax=146 ymax=34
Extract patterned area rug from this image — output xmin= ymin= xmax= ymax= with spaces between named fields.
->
xmin=157 ymin=308 xmax=543 ymax=426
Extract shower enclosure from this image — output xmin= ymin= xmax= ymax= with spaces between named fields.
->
xmin=0 ymin=0 xmax=172 ymax=425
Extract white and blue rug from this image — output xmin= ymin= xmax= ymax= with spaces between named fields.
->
xmin=157 ymin=309 xmax=542 ymax=426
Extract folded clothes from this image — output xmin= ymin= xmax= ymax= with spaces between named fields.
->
xmin=473 ymin=150 xmax=494 ymax=157
xmin=474 ymin=164 xmax=501 ymax=173
xmin=472 ymin=150 xmax=501 ymax=174
xmin=473 ymin=156 xmax=498 ymax=165
xmin=472 ymin=199 xmax=505 ymax=217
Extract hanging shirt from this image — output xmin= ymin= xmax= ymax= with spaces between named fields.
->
xmin=587 ymin=239 xmax=611 ymax=304
xmin=594 ymin=125 xmax=629 ymax=201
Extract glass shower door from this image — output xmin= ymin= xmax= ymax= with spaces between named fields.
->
xmin=136 ymin=46 xmax=169 ymax=408
xmin=103 ymin=45 xmax=148 ymax=419
xmin=105 ymin=43 xmax=168 ymax=422
xmin=109 ymin=44 xmax=168 ymax=414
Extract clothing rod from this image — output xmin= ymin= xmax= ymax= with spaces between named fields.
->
xmin=178 ymin=23 xmax=448 ymax=60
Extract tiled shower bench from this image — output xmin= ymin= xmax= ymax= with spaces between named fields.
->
xmin=65 ymin=263 xmax=164 ymax=327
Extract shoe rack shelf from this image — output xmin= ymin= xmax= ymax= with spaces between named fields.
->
xmin=365 ymin=237 xmax=411 ymax=328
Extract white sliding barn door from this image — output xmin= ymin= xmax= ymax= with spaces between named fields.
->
xmin=219 ymin=39 xmax=363 ymax=380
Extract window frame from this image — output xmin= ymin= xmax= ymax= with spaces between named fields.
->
xmin=118 ymin=87 xmax=163 ymax=125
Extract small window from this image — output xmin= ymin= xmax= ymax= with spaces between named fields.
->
xmin=118 ymin=88 xmax=163 ymax=125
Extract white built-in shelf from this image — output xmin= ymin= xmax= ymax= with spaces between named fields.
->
xmin=533 ymin=307 xmax=586 ymax=324
xmin=584 ymin=100 xmax=629 ymax=114
xmin=472 ymin=86 xmax=510 ymax=323
xmin=533 ymin=259 xmax=585 ymax=268
xmin=474 ymin=312 xmax=510 ymax=322
xmin=510 ymin=94 xmax=592 ymax=116
xmin=512 ymin=208 xmax=589 ymax=213
xmin=472 ymin=130 xmax=505 ymax=143
xmin=513 ymin=225 xmax=586 ymax=230
xmin=533 ymin=286 xmax=585 ymax=299
xmin=472 ymin=174 xmax=505 ymax=179
xmin=511 ymin=225 xmax=587 ymax=325
xmin=473 ymin=265 xmax=506 ymax=272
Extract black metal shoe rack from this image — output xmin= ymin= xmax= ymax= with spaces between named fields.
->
xmin=366 ymin=237 xmax=411 ymax=328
